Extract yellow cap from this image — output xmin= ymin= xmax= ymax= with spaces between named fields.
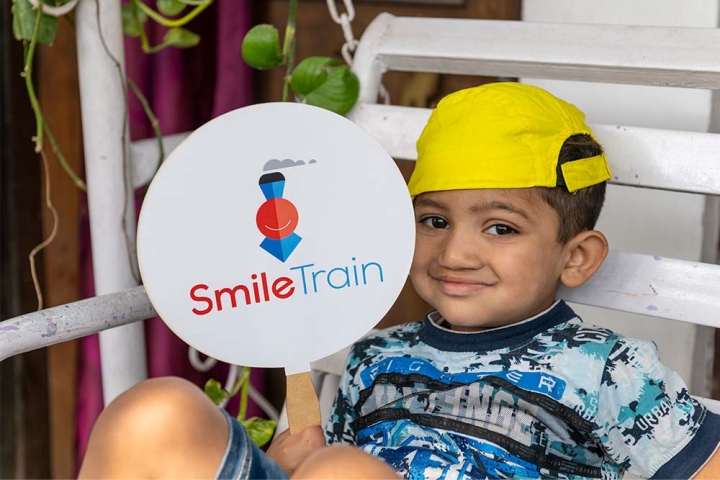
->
xmin=408 ymin=83 xmax=611 ymax=196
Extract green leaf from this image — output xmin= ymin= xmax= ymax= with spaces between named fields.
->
xmin=121 ymin=3 xmax=147 ymax=38
xmin=290 ymin=56 xmax=341 ymax=97
xmin=37 ymin=14 xmax=57 ymax=45
xmin=11 ymin=2 xmax=24 ymax=41
xmin=241 ymin=417 xmax=276 ymax=447
xmin=157 ymin=0 xmax=185 ymax=16
xmin=302 ymin=65 xmax=360 ymax=116
xmin=241 ymin=24 xmax=285 ymax=70
xmin=163 ymin=27 xmax=200 ymax=48
xmin=12 ymin=0 xmax=58 ymax=45
xmin=204 ymin=379 xmax=230 ymax=406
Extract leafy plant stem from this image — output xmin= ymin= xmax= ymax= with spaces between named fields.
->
xmin=238 ymin=366 xmax=251 ymax=421
xmin=126 ymin=75 xmax=164 ymax=187
xmin=22 ymin=3 xmax=44 ymax=152
xmin=29 ymin=150 xmax=59 ymax=311
xmin=44 ymin=123 xmax=87 ymax=192
xmin=130 ymin=0 xmax=152 ymax=52
xmin=21 ymin=3 xmax=87 ymax=191
xmin=136 ymin=0 xmax=211 ymax=28
xmin=281 ymin=0 xmax=297 ymax=102
xmin=145 ymin=41 xmax=172 ymax=54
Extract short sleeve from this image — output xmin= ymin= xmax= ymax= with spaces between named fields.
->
xmin=594 ymin=337 xmax=716 ymax=478
xmin=324 ymin=350 xmax=359 ymax=445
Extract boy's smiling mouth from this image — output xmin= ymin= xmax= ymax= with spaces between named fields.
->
xmin=433 ymin=275 xmax=495 ymax=296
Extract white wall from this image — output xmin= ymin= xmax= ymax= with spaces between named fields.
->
xmin=522 ymin=0 xmax=719 ymax=395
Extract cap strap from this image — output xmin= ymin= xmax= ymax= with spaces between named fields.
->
xmin=559 ymin=154 xmax=612 ymax=193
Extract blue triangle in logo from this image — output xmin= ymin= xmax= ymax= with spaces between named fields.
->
xmin=260 ymin=233 xmax=301 ymax=262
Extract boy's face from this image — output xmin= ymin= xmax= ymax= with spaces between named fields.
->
xmin=410 ymin=188 xmax=572 ymax=331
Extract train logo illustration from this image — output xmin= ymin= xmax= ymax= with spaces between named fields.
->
xmin=256 ymin=171 xmax=302 ymax=262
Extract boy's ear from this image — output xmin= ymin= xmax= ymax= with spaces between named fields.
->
xmin=560 ymin=230 xmax=609 ymax=289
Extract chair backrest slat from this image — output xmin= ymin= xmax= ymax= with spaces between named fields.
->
xmin=355 ymin=14 xmax=720 ymax=95
xmin=559 ymin=251 xmax=720 ymax=328
xmin=352 ymin=104 xmax=720 ymax=196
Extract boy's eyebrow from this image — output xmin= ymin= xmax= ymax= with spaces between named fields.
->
xmin=470 ymin=201 xmax=531 ymax=221
xmin=414 ymin=198 xmax=446 ymax=209
xmin=414 ymin=197 xmax=531 ymax=221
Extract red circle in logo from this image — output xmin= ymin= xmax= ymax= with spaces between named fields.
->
xmin=256 ymin=198 xmax=299 ymax=240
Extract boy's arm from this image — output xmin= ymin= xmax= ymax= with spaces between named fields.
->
xmin=597 ymin=338 xmax=720 ymax=478
xmin=693 ymin=448 xmax=720 ymax=479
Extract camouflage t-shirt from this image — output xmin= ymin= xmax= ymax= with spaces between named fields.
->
xmin=325 ymin=301 xmax=720 ymax=479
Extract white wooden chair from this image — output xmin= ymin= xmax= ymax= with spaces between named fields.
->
xmin=282 ymin=13 xmax=720 ymax=428
xmin=2 ymin=14 xmax=720 ymax=430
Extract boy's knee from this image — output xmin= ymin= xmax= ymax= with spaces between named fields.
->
xmin=89 ymin=376 xmax=228 ymax=459
xmin=81 ymin=377 xmax=229 ymax=478
xmin=294 ymin=445 xmax=398 ymax=479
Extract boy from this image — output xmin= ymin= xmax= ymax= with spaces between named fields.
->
xmin=315 ymin=82 xmax=720 ymax=479
xmin=79 ymin=83 xmax=720 ymax=479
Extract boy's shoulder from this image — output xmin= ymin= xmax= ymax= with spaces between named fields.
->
xmin=349 ymin=320 xmax=424 ymax=360
xmin=536 ymin=310 xmax=660 ymax=363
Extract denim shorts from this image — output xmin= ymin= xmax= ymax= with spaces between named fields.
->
xmin=215 ymin=410 xmax=288 ymax=479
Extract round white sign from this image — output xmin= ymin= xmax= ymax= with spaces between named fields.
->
xmin=137 ymin=103 xmax=415 ymax=373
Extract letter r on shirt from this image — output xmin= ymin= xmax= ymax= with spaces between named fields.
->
xmin=538 ymin=375 xmax=557 ymax=393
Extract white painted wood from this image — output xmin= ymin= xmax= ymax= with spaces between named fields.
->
xmin=0 ymin=287 xmax=155 ymax=362
xmin=354 ymin=14 xmax=720 ymax=92
xmin=351 ymin=104 xmax=720 ymax=196
xmin=350 ymin=13 xmax=391 ymax=104
xmin=131 ymin=132 xmax=189 ymax=189
xmin=75 ymin=0 xmax=147 ymax=403
xmin=559 ymin=251 xmax=720 ymax=328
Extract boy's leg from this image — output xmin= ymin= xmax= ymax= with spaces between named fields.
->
xmin=292 ymin=445 xmax=399 ymax=479
xmin=79 ymin=377 xmax=229 ymax=479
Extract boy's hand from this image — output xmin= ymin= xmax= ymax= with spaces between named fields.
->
xmin=267 ymin=426 xmax=327 ymax=475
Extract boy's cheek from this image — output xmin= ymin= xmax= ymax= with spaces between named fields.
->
xmin=408 ymin=268 xmax=425 ymax=292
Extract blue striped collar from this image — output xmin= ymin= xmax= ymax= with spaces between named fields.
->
xmin=419 ymin=300 xmax=578 ymax=353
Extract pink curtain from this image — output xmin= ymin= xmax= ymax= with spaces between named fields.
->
xmin=76 ymin=0 xmax=258 ymax=469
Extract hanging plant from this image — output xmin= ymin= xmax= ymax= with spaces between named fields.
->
xmin=10 ymin=0 xmax=214 ymax=191
xmin=9 ymin=0 xmax=213 ymax=308
xmin=121 ymin=0 xmax=211 ymax=54
xmin=240 ymin=0 xmax=360 ymax=115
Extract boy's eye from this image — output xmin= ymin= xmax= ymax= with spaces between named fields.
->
xmin=420 ymin=216 xmax=449 ymax=229
xmin=485 ymin=224 xmax=516 ymax=235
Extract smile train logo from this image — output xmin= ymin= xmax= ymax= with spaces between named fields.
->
xmin=257 ymin=171 xmax=301 ymax=262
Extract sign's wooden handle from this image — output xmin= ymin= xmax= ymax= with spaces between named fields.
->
xmin=286 ymin=371 xmax=322 ymax=434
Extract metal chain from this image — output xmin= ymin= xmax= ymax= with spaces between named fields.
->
xmin=326 ymin=0 xmax=355 ymax=24
xmin=325 ymin=0 xmax=390 ymax=104
xmin=326 ymin=0 xmax=358 ymax=65
xmin=339 ymin=15 xmax=359 ymax=65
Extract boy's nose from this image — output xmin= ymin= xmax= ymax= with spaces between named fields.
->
xmin=437 ymin=228 xmax=483 ymax=270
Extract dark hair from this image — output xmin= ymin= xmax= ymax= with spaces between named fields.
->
xmin=538 ymin=134 xmax=607 ymax=244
